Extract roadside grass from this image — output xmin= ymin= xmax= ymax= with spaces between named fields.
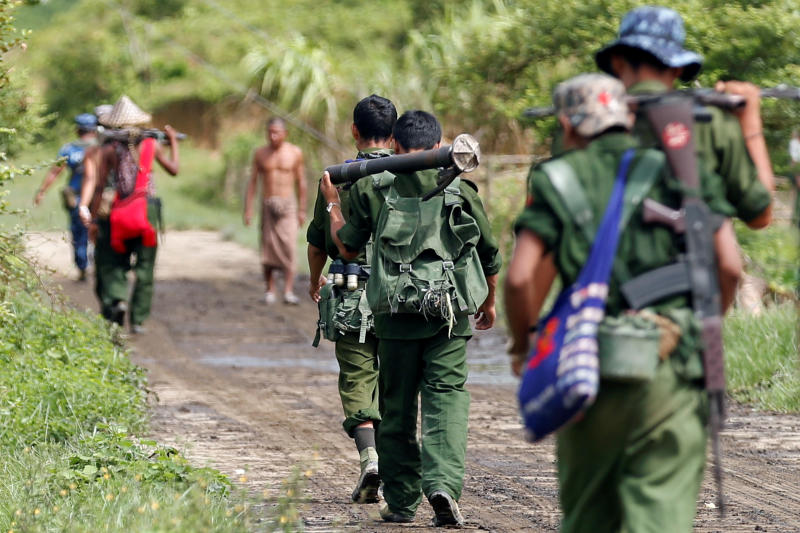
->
xmin=0 ymin=289 xmax=261 ymax=531
xmin=724 ymin=303 xmax=799 ymax=412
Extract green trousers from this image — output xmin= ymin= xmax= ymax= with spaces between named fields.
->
xmin=93 ymin=218 xmax=115 ymax=319
xmin=557 ymin=357 xmax=708 ymax=533
xmin=377 ymin=330 xmax=470 ymax=517
xmin=335 ymin=331 xmax=381 ymax=436
xmin=105 ymin=204 xmax=159 ymax=326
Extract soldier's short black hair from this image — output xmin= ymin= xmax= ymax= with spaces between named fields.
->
xmin=393 ymin=110 xmax=441 ymax=151
xmin=353 ymin=95 xmax=397 ymax=142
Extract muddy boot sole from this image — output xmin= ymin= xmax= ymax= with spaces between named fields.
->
xmin=351 ymin=467 xmax=381 ymax=504
xmin=429 ymin=490 xmax=464 ymax=528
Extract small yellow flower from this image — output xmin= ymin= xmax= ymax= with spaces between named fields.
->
xmin=226 ymin=510 xmax=233 ymax=517
xmin=25 ymin=480 xmax=31 ymax=487
xmin=9 ymin=529 xmax=14 ymax=533
xmin=103 ymin=473 xmax=110 ymax=480
xmin=14 ymin=510 xmax=22 ymax=517
xmin=60 ymin=489 xmax=68 ymax=497
xmin=204 ymin=497 xmax=210 ymax=505
xmin=33 ymin=509 xmax=40 ymax=516
xmin=69 ymin=483 xmax=77 ymax=490
xmin=105 ymin=493 xmax=114 ymax=502
xmin=23 ymin=447 xmax=30 ymax=454
xmin=120 ymin=486 xmax=128 ymax=493
xmin=52 ymin=505 xmax=59 ymax=512
xmin=287 ymin=489 xmax=294 ymax=497
xmin=280 ymin=515 xmax=288 ymax=524
xmin=239 ymin=475 xmax=248 ymax=483
xmin=134 ymin=474 xmax=142 ymax=482
xmin=150 ymin=501 xmax=159 ymax=511
xmin=234 ymin=504 xmax=244 ymax=512
xmin=101 ymin=466 xmax=108 ymax=473
xmin=137 ymin=506 xmax=146 ymax=514
xmin=305 ymin=469 xmax=313 ymax=477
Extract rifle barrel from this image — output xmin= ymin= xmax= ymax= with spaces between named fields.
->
xmin=521 ymin=85 xmax=800 ymax=119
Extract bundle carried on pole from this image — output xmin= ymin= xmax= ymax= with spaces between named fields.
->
xmin=325 ymin=133 xmax=481 ymax=200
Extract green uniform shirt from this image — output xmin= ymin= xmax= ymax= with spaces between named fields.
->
xmin=628 ymin=80 xmax=771 ymax=224
xmin=339 ymin=168 xmax=501 ymax=339
xmin=306 ymin=147 xmax=394 ymax=264
xmin=515 ymin=132 xmax=732 ymax=316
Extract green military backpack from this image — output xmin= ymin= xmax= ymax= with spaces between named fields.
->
xmin=366 ymin=174 xmax=488 ymax=328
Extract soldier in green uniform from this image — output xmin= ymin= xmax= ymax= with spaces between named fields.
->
xmin=595 ymin=5 xmax=774 ymax=230
xmin=320 ymin=111 xmax=501 ymax=527
xmin=506 ymin=73 xmax=740 ymax=533
xmin=306 ymin=94 xmax=397 ymax=504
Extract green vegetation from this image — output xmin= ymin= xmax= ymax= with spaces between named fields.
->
xmin=736 ymin=221 xmax=800 ymax=298
xmin=724 ymin=303 xmax=799 ymax=412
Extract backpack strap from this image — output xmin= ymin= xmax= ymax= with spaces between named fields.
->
xmin=444 ymin=177 xmax=462 ymax=206
xmin=372 ymin=172 xmax=396 ymax=192
xmin=541 ymin=158 xmax=596 ymax=242
xmin=134 ymin=138 xmax=157 ymax=192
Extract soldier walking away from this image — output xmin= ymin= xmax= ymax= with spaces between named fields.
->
xmin=243 ymin=118 xmax=307 ymax=305
xmin=320 ymin=111 xmax=501 ymax=527
xmin=595 ymin=5 xmax=775 ymax=229
xmin=506 ymin=73 xmax=740 ymax=533
xmin=78 ymin=96 xmax=179 ymax=333
xmin=34 ymin=113 xmax=98 ymax=281
xmin=306 ymin=95 xmax=397 ymax=504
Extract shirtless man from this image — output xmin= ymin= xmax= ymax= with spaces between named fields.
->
xmin=244 ymin=118 xmax=307 ymax=304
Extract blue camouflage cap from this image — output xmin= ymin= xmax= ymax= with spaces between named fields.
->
xmin=74 ymin=113 xmax=98 ymax=131
xmin=595 ymin=6 xmax=703 ymax=82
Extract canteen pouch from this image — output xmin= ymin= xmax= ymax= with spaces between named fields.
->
xmin=313 ymin=284 xmax=341 ymax=346
xmin=60 ymin=187 xmax=78 ymax=210
xmin=598 ymin=314 xmax=661 ymax=382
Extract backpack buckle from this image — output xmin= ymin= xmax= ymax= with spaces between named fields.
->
xmin=399 ymin=263 xmax=413 ymax=273
xmin=442 ymin=260 xmax=455 ymax=271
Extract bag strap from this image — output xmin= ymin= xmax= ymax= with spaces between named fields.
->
xmin=542 ymin=159 xmax=596 ymax=243
xmin=620 ymin=149 xmax=665 ymax=228
xmin=134 ymin=138 xmax=157 ymax=192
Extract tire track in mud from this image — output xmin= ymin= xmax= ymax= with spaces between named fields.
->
xmin=29 ymin=231 xmax=800 ymax=532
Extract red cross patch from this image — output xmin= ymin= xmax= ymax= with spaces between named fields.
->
xmin=597 ymin=91 xmax=612 ymax=106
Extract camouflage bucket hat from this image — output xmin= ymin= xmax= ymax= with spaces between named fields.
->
xmin=595 ymin=5 xmax=703 ymax=82
xmin=553 ymin=73 xmax=632 ymax=138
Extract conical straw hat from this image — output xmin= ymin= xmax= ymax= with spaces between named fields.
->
xmin=104 ymin=95 xmax=151 ymax=128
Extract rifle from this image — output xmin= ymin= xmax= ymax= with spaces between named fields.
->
xmin=98 ymin=127 xmax=187 ymax=144
xmin=521 ymin=84 xmax=800 ymax=119
xmin=325 ymin=133 xmax=481 ymax=201
xmin=619 ymin=96 xmax=726 ymax=515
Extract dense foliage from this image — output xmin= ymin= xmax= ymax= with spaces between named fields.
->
xmin=14 ymin=0 xmax=800 ymax=159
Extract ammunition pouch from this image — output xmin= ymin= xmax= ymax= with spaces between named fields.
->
xmin=96 ymin=188 xmax=116 ymax=220
xmin=313 ymin=282 xmax=374 ymax=347
xmin=598 ymin=313 xmax=662 ymax=382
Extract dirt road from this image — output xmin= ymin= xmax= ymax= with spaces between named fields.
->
xmin=27 ymin=231 xmax=800 ymax=532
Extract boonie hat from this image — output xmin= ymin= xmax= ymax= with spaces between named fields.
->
xmin=553 ymin=73 xmax=632 ymax=138
xmin=74 ymin=113 xmax=97 ymax=131
xmin=595 ymin=5 xmax=703 ymax=82
xmin=103 ymin=95 xmax=152 ymax=128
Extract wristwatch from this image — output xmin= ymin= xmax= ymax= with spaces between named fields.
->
xmin=326 ymin=202 xmax=340 ymax=213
